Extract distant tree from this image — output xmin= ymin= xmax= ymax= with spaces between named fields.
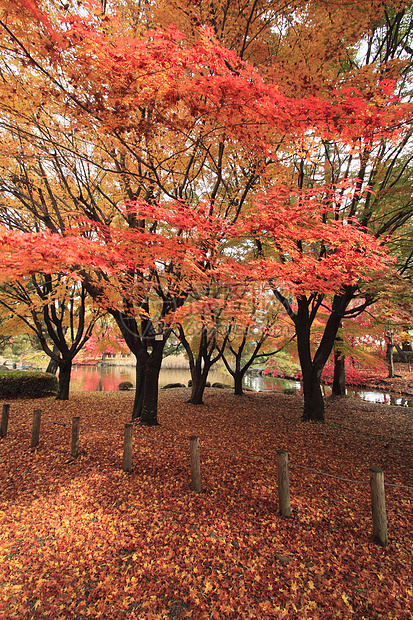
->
xmin=0 ymin=274 xmax=103 ymax=399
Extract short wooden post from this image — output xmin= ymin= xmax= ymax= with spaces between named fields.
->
xmin=190 ymin=435 xmax=201 ymax=493
xmin=71 ymin=416 xmax=80 ymax=459
xmin=0 ymin=404 xmax=10 ymax=438
xmin=370 ymin=467 xmax=388 ymax=547
xmin=30 ymin=409 xmax=41 ymax=449
xmin=122 ymin=423 xmax=133 ymax=472
xmin=277 ymin=449 xmax=291 ymax=517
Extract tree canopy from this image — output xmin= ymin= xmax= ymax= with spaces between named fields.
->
xmin=0 ymin=0 xmax=412 ymax=421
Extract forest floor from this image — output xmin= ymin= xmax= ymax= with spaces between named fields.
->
xmin=0 ymin=388 xmax=412 ymax=619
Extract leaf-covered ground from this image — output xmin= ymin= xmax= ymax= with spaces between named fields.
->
xmin=1 ymin=389 xmax=412 ymax=619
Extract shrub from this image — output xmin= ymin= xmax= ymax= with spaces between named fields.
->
xmin=118 ymin=381 xmax=134 ymax=391
xmin=321 ymin=357 xmax=387 ymax=386
xmin=264 ymin=351 xmax=301 ymax=379
xmin=160 ymin=383 xmax=186 ymax=389
xmin=211 ymin=382 xmax=233 ymax=389
xmin=0 ymin=371 xmax=58 ymax=398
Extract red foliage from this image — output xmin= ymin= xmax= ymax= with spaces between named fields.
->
xmin=321 ymin=358 xmax=389 ymax=387
xmin=0 ymin=390 xmax=412 ymax=618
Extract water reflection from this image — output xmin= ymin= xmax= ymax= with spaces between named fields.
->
xmin=243 ymin=375 xmax=302 ymax=394
xmin=346 ymin=389 xmax=413 ymax=408
xmin=244 ymin=374 xmax=413 ymax=408
xmin=70 ymin=365 xmax=413 ymax=408
xmin=71 ymin=365 xmax=229 ymax=393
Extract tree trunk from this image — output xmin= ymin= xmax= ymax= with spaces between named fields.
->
xmin=46 ymin=358 xmax=59 ymax=374
xmin=132 ymin=358 xmax=144 ymax=421
xmin=332 ymin=350 xmax=346 ymax=396
xmin=233 ymin=353 xmax=244 ymax=396
xmin=234 ymin=371 xmax=244 ymax=396
xmin=138 ymin=339 xmax=165 ymax=426
xmin=395 ymin=343 xmax=407 ymax=362
xmin=301 ymin=361 xmax=325 ymax=421
xmin=294 ymin=301 xmax=325 ymax=421
xmin=332 ymin=326 xmax=346 ymax=396
xmin=56 ymin=359 xmax=72 ymax=400
xmin=111 ymin=311 xmax=169 ymax=426
xmin=386 ymin=332 xmax=395 ymax=379
xmin=295 ymin=302 xmax=341 ymax=421
xmin=45 ymin=342 xmax=60 ymax=374
xmin=184 ymin=328 xmax=213 ymax=405
xmin=188 ymin=361 xmax=211 ymax=404
xmin=140 ymin=362 xmax=161 ymax=426
xmin=273 ymin=286 xmax=358 ymax=422
xmin=131 ymin=357 xmax=162 ymax=425
xmin=189 ymin=377 xmax=207 ymax=404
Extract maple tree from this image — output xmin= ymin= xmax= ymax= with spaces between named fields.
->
xmin=0 ymin=0 xmax=291 ymax=421
xmin=0 ymin=0 xmax=411 ymax=426
xmin=0 ymin=274 xmax=103 ymax=399
xmin=241 ymin=5 xmax=413 ymax=420
xmin=209 ymin=283 xmax=295 ymax=396
xmin=316 ymin=5 xmax=413 ymax=396
xmin=75 ymin=318 xmax=130 ymax=365
xmin=0 ymin=0 xmax=289 ymax=424
xmin=228 ymin=181 xmax=397 ymax=420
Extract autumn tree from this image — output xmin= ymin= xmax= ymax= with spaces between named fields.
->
xmin=149 ymin=0 xmax=413 ymax=415
xmin=297 ymin=5 xmax=413 ymax=406
xmin=212 ymin=283 xmax=295 ymax=396
xmin=233 ymin=181 xmax=396 ymax=420
xmin=0 ymin=0 xmax=309 ymax=422
xmin=0 ymin=0 xmax=410 ymax=425
xmin=173 ymin=284 xmax=236 ymax=405
xmin=0 ymin=273 xmax=103 ymax=399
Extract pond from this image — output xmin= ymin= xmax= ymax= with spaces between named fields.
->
xmin=70 ymin=364 xmax=413 ymax=408
xmin=70 ymin=365 xmax=230 ymax=393
xmin=243 ymin=374 xmax=413 ymax=407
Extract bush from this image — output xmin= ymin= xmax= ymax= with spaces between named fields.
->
xmin=264 ymin=351 xmax=301 ymax=380
xmin=160 ymin=383 xmax=186 ymax=389
xmin=0 ymin=371 xmax=58 ymax=398
xmin=118 ymin=381 xmax=134 ymax=391
xmin=211 ymin=382 xmax=233 ymax=389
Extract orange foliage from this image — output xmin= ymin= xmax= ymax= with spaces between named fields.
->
xmin=0 ymin=390 xmax=412 ymax=618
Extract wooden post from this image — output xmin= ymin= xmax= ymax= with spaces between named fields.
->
xmin=30 ymin=409 xmax=41 ymax=449
xmin=0 ymin=404 xmax=10 ymax=438
xmin=122 ymin=423 xmax=133 ymax=472
xmin=190 ymin=436 xmax=201 ymax=493
xmin=71 ymin=416 xmax=80 ymax=459
xmin=277 ymin=449 xmax=291 ymax=517
xmin=370 ymin=467 xmax=388 ymax=547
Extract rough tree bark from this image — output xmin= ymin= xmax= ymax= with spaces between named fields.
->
xmin=274 ymin=287 xmax=360 ymax=422
xmin=56 ymin=358 xmax=72 ymax=400
xmin=112 ymin=311 xmax=169 ymax=426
